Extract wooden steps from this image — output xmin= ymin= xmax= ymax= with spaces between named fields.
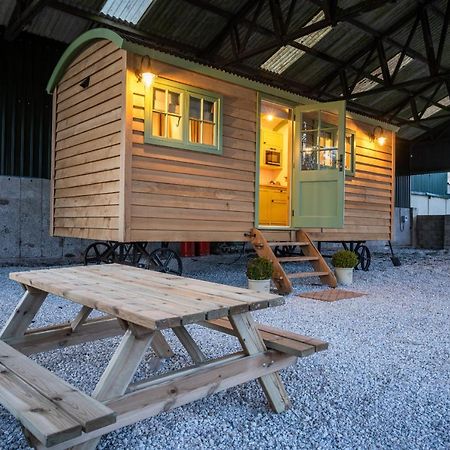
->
xmin=289 ymin=271 xmax=330 ymax=279
xmin=268 ymin=241 xmax=309 ymax=247
xmin=248 ymin=228 xmax=337 ymax=294
xmin=277 ymin=256 xmax=319 ymax=262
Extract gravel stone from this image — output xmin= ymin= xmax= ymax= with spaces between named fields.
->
xmin=0 ymin=248 xmax=449 ymax=449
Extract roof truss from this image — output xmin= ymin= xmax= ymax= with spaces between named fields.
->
xmin=6 ymin=0 xmax=450 ymax=140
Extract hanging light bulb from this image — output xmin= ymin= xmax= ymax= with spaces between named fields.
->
xmin=137 ymin=55 xmax=157 ymax=87
xmin=370 ymin=126 xmax=386 ymax=146
xmin=377 ymin=135 xmax=387 ymax=146
xmin=267 ymin=114 xmax=274 ymax=121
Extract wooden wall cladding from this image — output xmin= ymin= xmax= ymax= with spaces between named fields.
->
xmin=52 ymin=41 xmax=125 ymax=241
xmin=128 ymin=57 xmax=257 ymax=242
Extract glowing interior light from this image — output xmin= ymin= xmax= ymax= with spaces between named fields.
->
xmin=267 ymin=114 xmax=274 ymax=121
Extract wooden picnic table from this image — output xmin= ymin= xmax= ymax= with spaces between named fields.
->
xmin=0 ymin=264 xmax=328 ymax=449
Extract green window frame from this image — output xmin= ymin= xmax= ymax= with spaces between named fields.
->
xmin=345 ymin=130 xmax=356 ymax=176
xmin=145 ymin=79 xmax=223 ymax=154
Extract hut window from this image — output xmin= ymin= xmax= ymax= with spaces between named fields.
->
xmin=151 ymin=88 xmax=182 ymax=140
xmin=145 ymin=80 xmax=222 ymax=154
xmin=189 ymin=96 xmax=216 ymax=146
xmin=345 ymin=131 xmax=355 ymax=176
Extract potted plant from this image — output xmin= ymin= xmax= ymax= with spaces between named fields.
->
xmin=331 ymin=250 xmax=359 ymax=286
xmin=246 ymin=257 xmax=274 ymax=292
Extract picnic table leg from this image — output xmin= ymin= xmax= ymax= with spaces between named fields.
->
xmin=152 ymin=331 xmax=174 ymax=358
xmin=229 ymin=312 xmax=291 ymax=413
xmin=73 ymin=328 xmax=155 ymax=450
xmin=172 ymin=326 xmax=207 ymax=363
xmin=0 ymin=288 xmax=47 ymax=339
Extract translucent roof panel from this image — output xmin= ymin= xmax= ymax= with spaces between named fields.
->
xmin=100 ymin=0 xmax=154 ymax=24
xmin=419 ymin=96 xmax=450 ymax=120
xmin=352 ymin=53 xmax=414 ymax=94
xmin=261 ymin=11 xmax=332 ymax=74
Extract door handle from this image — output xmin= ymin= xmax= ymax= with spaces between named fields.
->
xmin=338 ymin=154 xmax=344 ymax=172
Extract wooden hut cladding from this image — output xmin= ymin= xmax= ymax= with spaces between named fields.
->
xmin=52 ymin=39 xmax=125 ymax=241
xmin=127 ymin=53 xmax=257 ymax=243
xmin=48 ymin=29 xmax=396 ymax=244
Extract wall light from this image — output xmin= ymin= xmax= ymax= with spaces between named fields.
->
xmin=370 ymin=126 xmax=386 ymax=146
xmin=137 ymin=55 xmax=157 ymax=87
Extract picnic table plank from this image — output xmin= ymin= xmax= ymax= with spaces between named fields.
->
xmin=74 ymin=266 xmax=255 ymax=314
xmin=0 ymin=361 xmax=82 ymax=447
xmin=83 ymin=264 xmax=284 ymax=306
xmin=1 ymin=264 xmax=329 ymax=450
xmin=0 ymin=341 xmax=116 ymax=433
xmin=9 ymin=265 xmax=283 ymax=330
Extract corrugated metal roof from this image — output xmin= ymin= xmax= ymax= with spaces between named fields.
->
xmin=0 ymin=0 xmax=448 ymax=140
xmin=25 ymin=8 xmax=91 ymax=43
xmin=0 ymin=0 xmax=15 ymax=26
xmin=101 ymin=0 xmax=155 ymax=25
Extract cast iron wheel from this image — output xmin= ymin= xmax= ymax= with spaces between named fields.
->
xmin=84 ymin=242 xmax=115 ymax=265
xmin=147 ymin=248 xmax=183 ymax=275
xmin=354 ymin=244 xmax=371 ymax=271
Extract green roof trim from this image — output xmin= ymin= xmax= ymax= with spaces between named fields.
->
xmin=46 ymin=28 xmax=398 ymax=133
xmin=46 ymin=28 xmax=125 ymax=94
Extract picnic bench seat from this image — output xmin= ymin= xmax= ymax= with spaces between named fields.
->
xmin=203 ymin=318 xmax=328 ymax=357
xmin=0 ymin=340 xmax=116 ymax=447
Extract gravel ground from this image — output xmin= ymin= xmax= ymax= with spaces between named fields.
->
xmin=0 ymin=248 xmax=449 ymax=450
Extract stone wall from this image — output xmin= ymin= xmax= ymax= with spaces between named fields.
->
xmin=0 ymin=176 xmax=90 ymax=265
xmin=415 ymin=215 xmax=450 ymax=249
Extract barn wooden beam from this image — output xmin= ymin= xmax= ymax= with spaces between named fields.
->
xmin=323 ymin=0 xmax=338 ymax=25
xmin=344 ymin=2 xmax=446 ymax=71
xmin=345 ymin=71 xmax=450 ymax=100
xmin=409 ymin=113 xmax=450 ymax=124
xmin=377 ymin=40 xmax=391 ymax=86
xmin=384 ymin=81 xmax=445 ymax=120
xmin=218 ymin=0 xmax=393 ymax=65
xmin=4 ymin=0 xmax=48 ymax=41
xmin=313 ymin=3 xmax=426 ymax=92
xmin=390 ymin=12 xmax=420 ymax=82
xmin=339 ymin=70 xmax=349 ymax=97
xmin=410 ymin=97 xmax=420 ymax=121
xmin=419 ymin=5 xmax=438 ymax=75
xmin=436 ymin=0 xmax=450 ymax=68
xmin=200 ymin=1 xmax=259 ymax=57
xmin=48 ymin=0 xmax=199 ymax=55
xmin=269 ymin=0 xmax=286 ymax=38
xmin=284 ymin=0 xmax=298 ymax=32
xmin=418 ymin=82 xmax=445 ymax=118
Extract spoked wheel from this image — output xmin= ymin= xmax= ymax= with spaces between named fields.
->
xmin=147 ymin=248 xmax=183 ymax=275
xmin=84 ymin=242 xmax=115 ymax=265
xmin=354 ymin=244 xmax=371 ymax=271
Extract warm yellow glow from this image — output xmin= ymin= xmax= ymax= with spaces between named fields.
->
xmin=377 ymin=135 xmax=387 ymax=146
xmin=141 ymin=72 xmax=156 ymax=87
xmin=267 ymin=114 xmax=274 ymax=121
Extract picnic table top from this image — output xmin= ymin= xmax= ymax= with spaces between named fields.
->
xmin=10 ymin=264 xmax=284 ymax=330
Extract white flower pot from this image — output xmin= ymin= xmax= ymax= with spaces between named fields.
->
xmin=247 ymin=278 xmax=271 ymax=293
xmin=334 ymin=267 xmax=354 ymax=286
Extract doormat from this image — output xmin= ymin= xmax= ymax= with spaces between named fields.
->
xmin=297 ymin=289 xmax=367 ymax=302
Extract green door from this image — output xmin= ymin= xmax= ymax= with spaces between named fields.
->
xmin=292 ymin=101 xmax=346 ymax=228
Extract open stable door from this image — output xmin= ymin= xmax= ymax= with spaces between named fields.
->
xmin=292 ymin=101 xmax=346 ymax=228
